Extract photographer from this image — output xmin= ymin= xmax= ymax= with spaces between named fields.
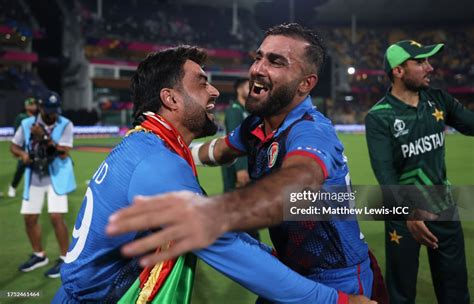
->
xmin=10 ymin=91 xmax=76 ymax=279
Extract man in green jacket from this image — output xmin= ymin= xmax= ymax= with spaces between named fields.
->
xmin=8 ymin=97 xmax=38 ymax=197
xmin=365 ymin=40 xmax=474 ymax=304
xmin=222 ymin=78 xmax=250 ymax=192
xmin=221 ymin=78 xmax=260 ymax=240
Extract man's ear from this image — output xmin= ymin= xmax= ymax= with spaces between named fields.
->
xmin=298 ymin=74 xmax=318 ymax=95
xmin=392 ymin=66 xmax=404 ymax=79
xmin=160 ymin=88 xmax=178 ymax=111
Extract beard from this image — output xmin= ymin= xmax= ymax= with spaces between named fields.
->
xmin=402 ymin=74 xmax=429 ymax=92
xmin=245 ymin=78 xmax=300 ymax=117
xmin=182 ymin=93 xmax=218 ymax=139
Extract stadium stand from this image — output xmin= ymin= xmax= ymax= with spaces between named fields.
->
xmin=1 ymin=0 xmax=473 ymax=127
xmin=77 ymin=0 xmax=261 ymax=51
xmin=319 ymin=26 xmax=474 ymax=123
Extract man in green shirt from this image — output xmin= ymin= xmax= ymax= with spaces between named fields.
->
xmin=365 ymin=40 xmax=474 ymax=303
xmin=222 ymin=78 xmax=250 ymax=192
xmin=221 ymin=78 xmax=260 ymax=240
xmin=8 ymin=97 xmax=38 ymax=197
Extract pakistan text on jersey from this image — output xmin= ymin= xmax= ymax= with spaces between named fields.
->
xmin=401 ymin=132 xmax=445 ymax=158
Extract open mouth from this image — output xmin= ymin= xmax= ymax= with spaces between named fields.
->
xmin=205 ymin=103 xmax=215 ymax=111
xmin=251 ymin=81 xmax=270 ymax=97
xmin=205 ymin=103 xmax=215 ymax=120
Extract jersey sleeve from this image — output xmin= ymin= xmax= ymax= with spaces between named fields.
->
xmin=283 ymin=121 xmax=335 ymax=179
xmin=128 ymin=150 xmax=201 ymax=202
xmin=225 ymin=124 xmax=247 ymax=153
xmin=442 ymin=91 xmax=474 ymax=135
xmin=58 ymin=122 xmax=74 ymax=147
xmin=365 ymin=112 xmax=399 ymax=185
xmin=11 ymin=126 xmax=25 ymax=146
xmin=195 ymin=232 xmax=340 ymax=303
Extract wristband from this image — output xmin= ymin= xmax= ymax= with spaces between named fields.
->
xmin=208 ymin=138 xmax=219 ymax=165
xmin=191 ymin=143 xmax=204 ymax=166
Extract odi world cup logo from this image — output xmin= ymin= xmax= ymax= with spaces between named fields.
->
xmin=393 ymin=118 xmax=409 ymax=138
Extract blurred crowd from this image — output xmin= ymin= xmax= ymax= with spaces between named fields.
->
xmin=0 ymin=0 xmax=33 ymax=38
xmin=321 ymin=26 xmax=474 ymax=87
xmin=323 ymin=27 xmax=474 ymax=70
xmin=0 ymin=67 xmax=47 ymax=96
xmin=77 ymin=0 xmax=261 ymax=51
xmin=321 ymin=26 xmax=474 ymax=123
xmin=2 ymin=0 xmax=473 ymax=126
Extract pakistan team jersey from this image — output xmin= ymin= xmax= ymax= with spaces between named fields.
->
xmin=58 ymin=131 xmax=342 ymax=303
xmin=365 ymin=88 xmax=474 ymax=212
xmin=226 ymin=96 xmax=369 ymax=276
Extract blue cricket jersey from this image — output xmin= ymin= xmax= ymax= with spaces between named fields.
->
xmin=226 ymin=96 xmax=372 ymax=296
xmin=56 ymin=131 xmax=343 ymax=303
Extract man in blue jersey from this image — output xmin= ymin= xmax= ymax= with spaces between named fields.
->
xmin=55 ymin=46 xmax=373 ymax=303
xmin=107 ymin=24 xmax=379 ymax=303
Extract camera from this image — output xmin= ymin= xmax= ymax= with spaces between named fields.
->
xmin=28 ymin=137 xmax=58 ymax=178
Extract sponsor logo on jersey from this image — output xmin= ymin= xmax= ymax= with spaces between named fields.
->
xmin=267 ymin=142 xmax=279 ymax=168
xmin=401 ymin=132 xmax=445 ymax=158
xmin=393 ymin=118 xmax=409 ymax=138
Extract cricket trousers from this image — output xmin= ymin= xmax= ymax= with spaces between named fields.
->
xmin=385 ymin=220 xmax=469 ymax=304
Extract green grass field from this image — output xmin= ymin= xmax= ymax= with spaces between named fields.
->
xmin=0 ymin=134 xmax=472 ymax=303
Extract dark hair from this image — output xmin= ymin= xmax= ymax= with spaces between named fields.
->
xmin=233 ymin=77 xmax=249 ymax=92
xmin=264 ymin=23 xmax=326 ymax=74
xmin=387 ymin=61 xmax=407 ymax=83
xmin=388 ymin=70 xmax=394 ymax=82
xmin=131 ymin=45 xmax=207 ymax=120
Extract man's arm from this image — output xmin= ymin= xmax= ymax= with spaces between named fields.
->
xmin=197 ymin=136 xmax=244 ymax=165
xmin=113 ymin=190 xmax=372 ymax=303
xmin=107 ymin=154 xmax=324 ymax=265
xmin=111 ymin=149 xmax=374 ymax=303
xmin=10 ymin=126 xmax=29 ymax=163
xmin=364 ymin=113 xmax=398 ymax=185
xmin=11 ymin=143 xmax=30 ymax=164
xmin=196 ymin=232 xmax=354 ymax=304
xmin=443 ymin=92 xmax=474 ymax=135
xmin=197 ymin=232 xmax=374 ymax=303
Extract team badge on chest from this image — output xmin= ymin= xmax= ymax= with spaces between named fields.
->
xmin=267 ymin=142 xmax=279 ymax=168
xmin=432 ymin=108 xmax=444 ymax=122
